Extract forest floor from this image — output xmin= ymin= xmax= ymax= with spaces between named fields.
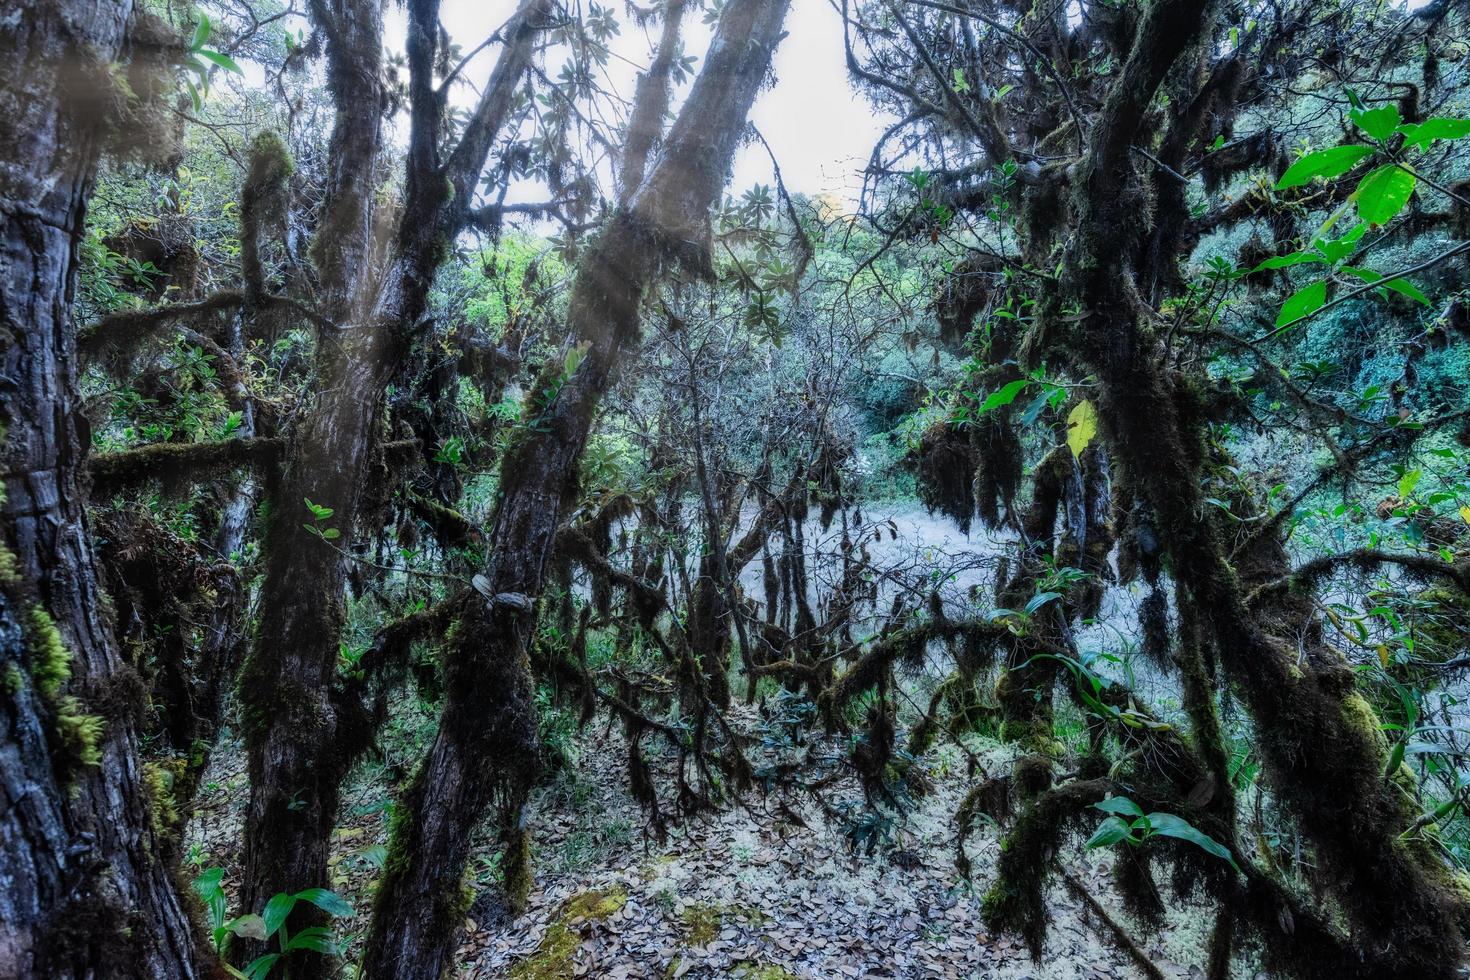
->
xmin=187 ymin=698 xmax=1236 ymax=980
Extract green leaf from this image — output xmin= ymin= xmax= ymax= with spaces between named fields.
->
xmin=1350 ymin=103 xmax=1401 ymax=142
xmin=1312 ymin=222 xmax=1367 ymax=264
xmin=563 ymin=340 xmax=590 ymax=377
xmin=1397 ymin=117 xmax=1470 ymax=150
xmin=281 ymin=926 xmax=341 ymax=955
xmin=979 ymin=378 xmax=1029 ymax=413
xmin=243 ymin=954 xmax=281 ymax=980
xmin=196 ymin=49 xmax=244 ymax=74
xmin=1353 ymin=165 xmax=1416 ymax=225
xmin=1275 ymin=145 xmax=1374 ymax=189
xmin=1249 ymin=250 xmax=1322 ymax=273
xmin=1144 ymin=813 xmax=1241 ymax=872
xmin=1384 ymin=739 xmax=1406 ymax=780
xmin=261 ymin=893 xmax=297 ymax=939
xmin=1066 ymin=400 xmax=1098 ymax=459
xmin=1093 ymin=796 xmax=1146 ymax=818
xmin=1397 ymin=468 xmax=1422 ymax=500
xmin=192 ymin=13 xmax=212 ymax=51
xmin=1023 ymin=591 xmax=1062 ymax=615
xmin=1085 ymin=816 xmax=1133 ymax=850
xmin=1341 ymin=266 xmax=1431 ymax=306
xmin=1275 ymin=280 xmax=1327 ymax=327
xmin=293 ymin=887 xmax=353 ymax=918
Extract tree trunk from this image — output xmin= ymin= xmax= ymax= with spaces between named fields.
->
xmin=236 ymin=0 xmax=390 ymax=943
xmin=1064 ymin=2 xmax=1468 ymax=974
xmin=359 ymin=2 xmax=793 ymax=975
xmin=0 ymin=3 xmax=211 ymax=977
xmin=238 ymin=5 xmax=550 ymax=972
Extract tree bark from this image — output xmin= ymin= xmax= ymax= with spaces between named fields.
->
xmin=0 ymin=3 xmax=211 ymax=977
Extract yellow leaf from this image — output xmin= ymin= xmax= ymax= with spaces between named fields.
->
xmin=1066 ymin=400 xmax=1099 ymax=459
xmin=1377 ymin=645 xmax=1390 ymax=669
xmin=1459 ymin=505 xmax=1470 ymax=527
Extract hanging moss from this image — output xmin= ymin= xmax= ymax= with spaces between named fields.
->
xmin=982 ymin=778 xmax=1111 ymax=959
xmin=910 ymin=418 xmax=976 ymax=533
xmin=241 ymin=130 xmax=296 ymax=304
xmin=0 ymin=546 xmax=19 ymax=588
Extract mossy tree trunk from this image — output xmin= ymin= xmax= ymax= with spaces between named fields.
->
xmin=0 ymin=2 xmax=212 ymax=976
xmin=1063 ymin=1 xmax=1468 ymax=974
xmin=359 ymin=1 xmax=794 ymax=975
xmin=237 ymin=1 xmax=553 ymax=972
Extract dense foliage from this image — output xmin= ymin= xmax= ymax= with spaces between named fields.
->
xmin=3 ymin=0 xmax=1470 ymax=978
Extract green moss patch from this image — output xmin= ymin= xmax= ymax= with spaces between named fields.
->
xmin=508 ymin=886 xmax=628 ymax=980
xmin=680 ymin=902 xmax=722 ymax=945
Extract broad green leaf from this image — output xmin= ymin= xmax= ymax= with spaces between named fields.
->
xmin=1249 ymin=250 xmax=1322 ymax=273
xmin=193 ymin=866 xmax=225 ymax=895
xmin=1354 ymin=165 xmax=1416 ymax=225
xmin=1312 ymin=223 xmax=1366 ymax=264
xmin=293 ymin=887 xmax=353 ymax=918
xmin=1020 ymin=389 xmax=1051 ymax=426
xmin=563 ymin=340 xmax=590 ymax=377
xmin=1144 ymin=813 xmax=1241 ymax=871
xmin=196 ymin=50 xmax=244 ymax=74
xmin=261 ymin=893 xmax=297 ymax=939
xmin=1275 ymin=280 xmax=1327 ymax=327
xmin=1341 ymin=266 xmax=1430 ymax=305
xmin=1397 ymin=468 xmax=1422 ymax=500
xmin=1384 ymin=739 xmax=1406 ymax=779
xmin=1066 ymin=399 xmax=1098 ymax=459
xmin=1397 ymin=117 xmax=1470 ymax=150
xmin=1275 ymin=144 xmax=1374 ymax=189
xmin=979 ymin=378 xmax=1029 ymax=413
xmin=1350 ymin=103 xmax=1401 ymax=141
xmin=1093 ymin=796 xmax=1146 ymax=818
xmin=1085 ymin=816 xmax=1133 ymax=850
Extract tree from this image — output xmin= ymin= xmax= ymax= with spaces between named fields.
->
xmin=0 ymin=3 xmax=212 ymax=976
xmin=360 ymin=1 xmax=795 ymax=974
xmin=233 ymin=2 xmax=552 ymax=969
xmin=843 ymin=0 xmax=1470 ymax=975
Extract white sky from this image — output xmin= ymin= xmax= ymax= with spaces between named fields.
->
xmin=406 ymin=1 xmax=890 ymax=202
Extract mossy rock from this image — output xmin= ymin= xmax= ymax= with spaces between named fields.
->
xmin=508 ymin=887 xmax=628 ymax=980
